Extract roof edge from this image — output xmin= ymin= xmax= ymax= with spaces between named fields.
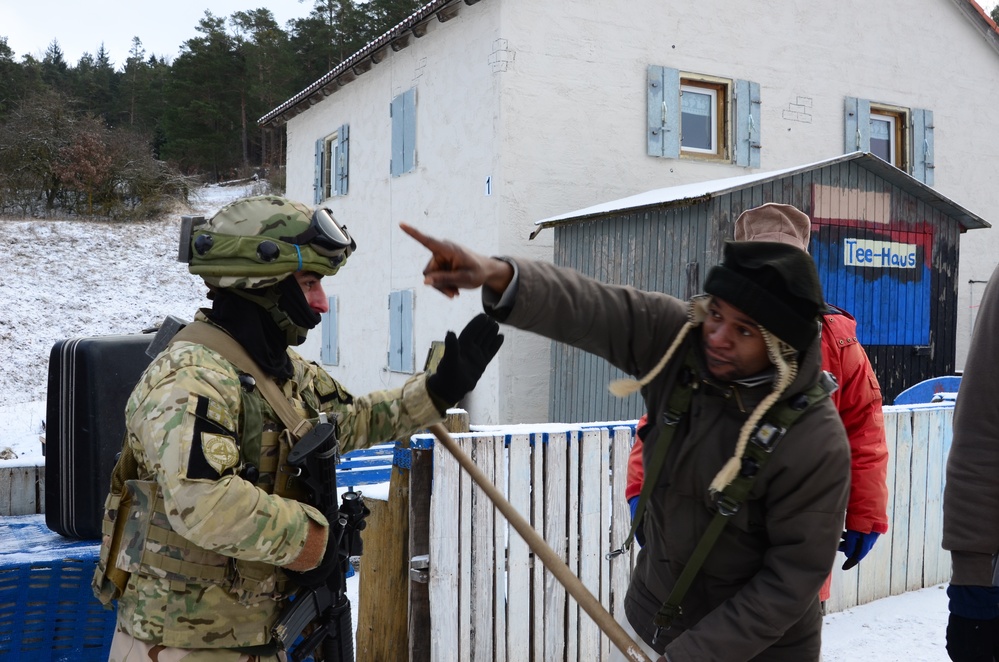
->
xmin=953 ymin=0 xmax=999 ymax=56
xmin=259 ymin=0 xmax=477 ymax=127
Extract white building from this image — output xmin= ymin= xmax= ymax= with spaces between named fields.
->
xmin=260 ymin=0 xmax=999 ymax=425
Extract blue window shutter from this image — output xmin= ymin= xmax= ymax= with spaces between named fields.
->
xmin=912 ymin=109 xmax=934 ymax=186
xmin=403 ymin=88 xmax=416 ymax=173
xmin=844 ymin=97 xmax=871 ymax=154
xmin=314 ymin=138 xmax=324 ymax=204
xmin=647 ymin=66 xmax=664 ymax=156
xmin=734 ymin=80 xmax=761 ymax=167
xmin=321 ymin=295 xmax=338 ymax=365
xmin=388 ymin=290 xmax=415 ymax=372
xmin=388 ymin=291 xmax=401 ymax=370
xmin=400 ymin=289 xmax=414 ymax=372
xmin=335 ymin=124 xmax=349 ymax=195
xmin=391 ymin=95 xmax=404 ymax=176
xmin=647 ymin=65 xmax=680 ymax=158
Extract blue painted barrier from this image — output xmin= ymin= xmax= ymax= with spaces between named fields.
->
xmin=893 ymin=375 xmax=962 ymax=405
xmin=0 ymin=515 xmax=113 ymax=661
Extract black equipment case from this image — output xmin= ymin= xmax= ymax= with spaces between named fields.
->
xmin=45 ymin=333 xmax=155 ymax=539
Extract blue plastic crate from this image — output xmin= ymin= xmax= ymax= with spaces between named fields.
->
xmin=0 ymin=515 xmax=114 ymax=661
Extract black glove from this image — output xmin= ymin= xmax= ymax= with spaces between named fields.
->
xmin=286 ymin=533 xmax=340 ymax=590
xmin=947 ymin=584 xmax=999 ymax=661
xmin=946 ymin=613 xmax=999 ymax=661
xmin=426 ymin=314 xmax=504 ymax=406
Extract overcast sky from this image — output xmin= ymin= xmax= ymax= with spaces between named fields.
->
xmin=0 ymin=0 xmax=314 ymax=69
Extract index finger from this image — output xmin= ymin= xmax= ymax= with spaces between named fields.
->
xmin=399 ymin=222 xmax=446 ymax=253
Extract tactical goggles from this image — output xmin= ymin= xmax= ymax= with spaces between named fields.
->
xmin=283 ymin=208 xmax=356 ymax=264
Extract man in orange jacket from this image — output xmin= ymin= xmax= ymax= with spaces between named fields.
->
xmin=626 ymin=203 xmax=889 ymax=601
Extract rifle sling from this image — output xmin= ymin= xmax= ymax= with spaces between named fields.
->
xmin=171 ymin=321 xmax=313 ymax=440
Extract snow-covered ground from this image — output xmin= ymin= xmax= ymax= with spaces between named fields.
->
xmin=0 ymin=183 xmax=952 ymax=660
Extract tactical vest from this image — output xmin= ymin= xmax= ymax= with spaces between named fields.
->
xmin=92 ymin=323 xmax=327 ymax=609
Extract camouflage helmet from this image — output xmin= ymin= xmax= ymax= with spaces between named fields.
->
xmin=182 ymin=195 xmax=356 ymax=289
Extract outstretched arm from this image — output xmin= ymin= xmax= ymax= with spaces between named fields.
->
xmin=400 ymin=223 xmax=514 ymax=298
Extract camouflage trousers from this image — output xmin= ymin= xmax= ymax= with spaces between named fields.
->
xmin=109 ymin=628 xmax=287 ymax=662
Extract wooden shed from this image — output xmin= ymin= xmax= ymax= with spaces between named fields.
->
xmin=531 ymin=152 xmax=989 ymax=422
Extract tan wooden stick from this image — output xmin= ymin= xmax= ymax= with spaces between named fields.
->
xmin=428 ymin=423 xmax=653 ymax=662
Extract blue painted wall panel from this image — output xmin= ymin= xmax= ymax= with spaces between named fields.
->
xmin=812 ymin=227 xmax=931 ymax=346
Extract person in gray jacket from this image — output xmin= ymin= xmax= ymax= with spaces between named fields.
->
xmin=943 ymin=261 xmax=999 ymax=662
xmin=401 ymin=223 xmax=851 ymax=662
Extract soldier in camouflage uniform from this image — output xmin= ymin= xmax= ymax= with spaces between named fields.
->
xmin=93 ymin=195 xmax=504 ymax=661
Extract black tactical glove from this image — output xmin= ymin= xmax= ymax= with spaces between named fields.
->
xmin=426 ymin=314 xmax=504 ymax=407
xmin=286 ymin=533 xmax=340 ymax=590
xmin=946 ymin=613 xmax=999 ymax=661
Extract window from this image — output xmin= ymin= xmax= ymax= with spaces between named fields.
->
xmin=388 ymin=289 xmax=414 ymax=373
xmin=390 ymin=88 xmax=417 ymax=177
xmin=845 ymin=98 xmax=933 ymax=185
xmin=647 ymin=66 xmax=760 ymax=167
xmin=680 ymin=81 xmax=722 ymax=156
xmin=313 ymin=123 xmax=349 ymax=204
xmin=320 ymin=295 xmax=339 ymax=365
xmin=869 ymin=112 xmax=896 ymax=165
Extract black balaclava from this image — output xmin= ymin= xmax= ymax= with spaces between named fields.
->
xmin=207 ymin=276 xmax=322 ymax=381
xmin=207 ymin=287 xmax=294 ymax=380
xmin=276 ymin=275 xmax=322 ymax=341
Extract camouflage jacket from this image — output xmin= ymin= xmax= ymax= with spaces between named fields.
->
xmin=108 ymin=314 xmax=442 ymax=649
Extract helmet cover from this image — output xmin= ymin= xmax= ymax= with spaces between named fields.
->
xmin=187 ymin=195 xmax=351 ymax=289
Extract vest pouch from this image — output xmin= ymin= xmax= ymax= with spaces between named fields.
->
xmin=230 ymin=559 xmax=286 ymax=605
xmin=116 ymin=479 xmax=230 ymax=587
xmin=274 ymin=427 xmax=310 ymax=502
xmin=91 ymin=489 xmax=133 ymax=605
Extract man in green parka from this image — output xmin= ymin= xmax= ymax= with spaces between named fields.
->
xmin=402 ymin=222 xmax=851 ymax=662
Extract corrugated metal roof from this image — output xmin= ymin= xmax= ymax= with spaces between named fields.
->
xmin=532 ymin=152 xmax=991 ymax=234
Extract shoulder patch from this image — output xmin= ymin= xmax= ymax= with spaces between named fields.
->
xmin=187 ymin=395 xmax=240 ymax=480
xmin=201 ymin=433 xmax=240 ymax=474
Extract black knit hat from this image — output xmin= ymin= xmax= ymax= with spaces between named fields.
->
xmin=703 ymin=241 xmax=824 ymax=351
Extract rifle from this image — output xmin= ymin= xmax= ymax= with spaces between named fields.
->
xmin=271 ymin=413 xmax=371 ymax=662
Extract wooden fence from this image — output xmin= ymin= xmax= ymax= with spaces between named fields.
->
xmin=419 ymin=425 xmax=637 ymax=662
xmin=407 ymin=402 xmax=955 ymax=661
xmin=826 ymin=403 xmax=954 ymax=611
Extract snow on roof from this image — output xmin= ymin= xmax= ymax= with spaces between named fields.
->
xmin=532 ymin=152 xmax=990 ymax=233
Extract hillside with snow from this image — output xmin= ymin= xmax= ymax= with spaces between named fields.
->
xmin=0 ymin=182 xmax=266 ymax=461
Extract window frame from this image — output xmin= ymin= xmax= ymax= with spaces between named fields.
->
xmin=322 ymin=129 xmax=340 ymax=199
xmin=679 ymin=78 xmax=728 ymax=160
xmin=869 ymin=104 xmax=909 ymax=172
xmin=314 ymin=123 xmax=348 ymax=203
xmin=647 ymin=66 xmax=757 ymax=166
xmin=845 ymin=97 xmax=930 ymax=184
